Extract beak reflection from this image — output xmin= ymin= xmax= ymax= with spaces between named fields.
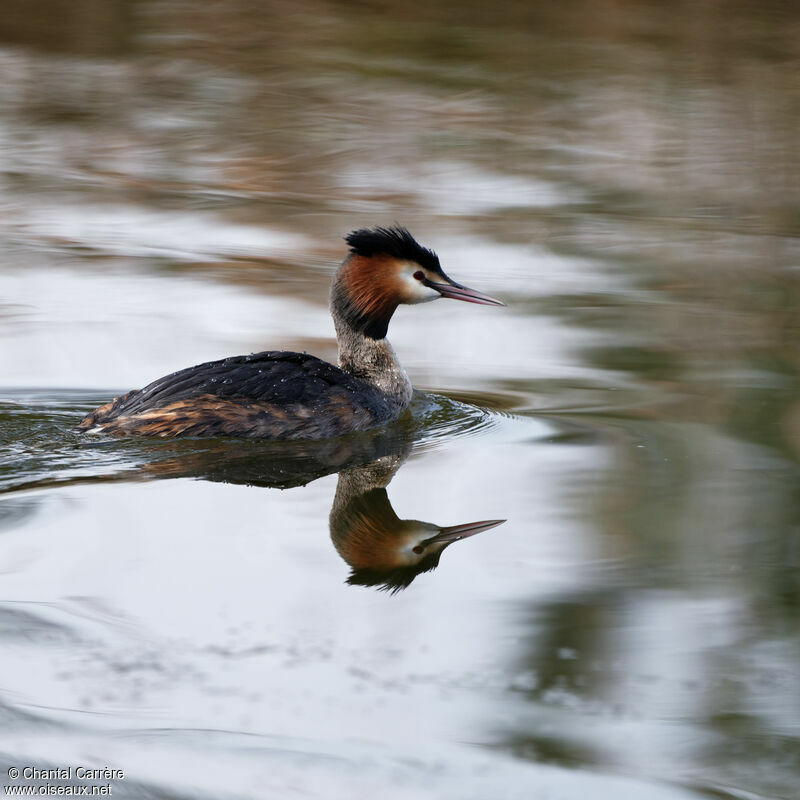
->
xmin=420 ymin=518 xmax=505 ymax=547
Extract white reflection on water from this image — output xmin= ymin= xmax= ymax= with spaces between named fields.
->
xmin=6 ymin=202 xmax=309 ymax=262
xmin=337 ymin=159 xmax=580 ymax=214
xmin=0 ymin=267 xmax=326 ymax=389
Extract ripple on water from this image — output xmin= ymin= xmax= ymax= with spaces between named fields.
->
xmin=407 ymin=390 xmax=503 ymax=452
xmin=0 ymin=389 xmax=148 ymax=495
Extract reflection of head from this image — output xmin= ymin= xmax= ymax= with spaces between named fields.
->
xmin=330 ymin=486 xmax=447 ymax=593
xmin=330 ymin=471 xmax=504 ymax=594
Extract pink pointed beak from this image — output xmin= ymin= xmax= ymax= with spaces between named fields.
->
xmin=428 ymin=280 xmax=505 ymax=307
xmin=426 ymin=518 xmax=506 ymax=545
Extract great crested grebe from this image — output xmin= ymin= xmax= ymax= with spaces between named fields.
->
xmin=78 ymin=225 xmax=504 ymax=439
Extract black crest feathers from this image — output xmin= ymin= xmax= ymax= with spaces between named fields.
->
xmin=345 ymin=226 xmax=442 ymax=274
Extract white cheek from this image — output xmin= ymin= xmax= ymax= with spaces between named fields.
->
xmin=399 ymin=272 xmax=440 ymax=304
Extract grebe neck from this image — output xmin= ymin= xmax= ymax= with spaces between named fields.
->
xmin=330 ymin=283 xmax=412 ymax=409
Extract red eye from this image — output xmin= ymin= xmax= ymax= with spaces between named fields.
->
xmin=413 ymin=271 xmax=425 ymax=281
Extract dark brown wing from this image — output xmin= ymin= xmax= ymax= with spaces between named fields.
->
xmin=78 ymin=351 xmax=396 ymax=439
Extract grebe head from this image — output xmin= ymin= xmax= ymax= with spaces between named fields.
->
xmin=333 ymin=225 xmax=504 ymax=340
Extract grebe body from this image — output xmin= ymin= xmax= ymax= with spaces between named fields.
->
xmin=78 ymin=351 xmax=401 ymax=439
xmin=78 ymin=226 xmax=503 ymax=440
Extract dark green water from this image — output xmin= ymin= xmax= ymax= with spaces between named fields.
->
xmin=0 ymin=2 xmax=798 ymax=798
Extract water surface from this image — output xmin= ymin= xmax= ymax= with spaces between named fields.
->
xmin=1 ymin=2 xmax=799 ymax=799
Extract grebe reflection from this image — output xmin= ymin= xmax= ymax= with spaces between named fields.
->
xmin=330 ymin=454 xmax=504 ymax=593
xmin=137 ymin=436 xmax=505 ymax=592
xmin=27 ymin=412 xmax=506 ymax=592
